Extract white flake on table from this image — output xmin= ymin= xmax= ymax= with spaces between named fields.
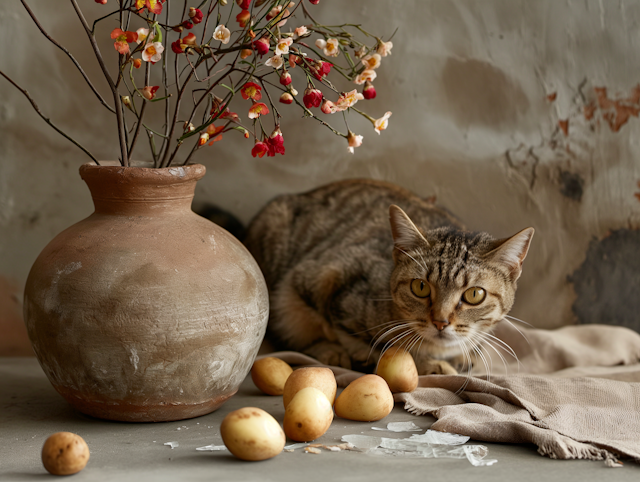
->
xmin=164 ymin=441 xmax=179 ymax=449
xmin=196 ymin=444 xmax=227 ymax=451
xmin=371 ymin=421 xmax=422 ymax=432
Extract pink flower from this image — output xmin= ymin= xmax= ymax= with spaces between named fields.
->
xmin=373 ymin=111 xmax=392 ymax=134
xmin=132 ymin=58 xmax=142 ymax=69
xmin=189 ymin=7 xmax=204 ymax=24
xmin=293 ymin=26 xmax=308 ymax=39
xmin=347 ymin=131 xmax=363 ymax=154
xmin=303 ymin=87 xmax=323 ymax=108
xmin=248 ymin=101 xmax=269 ymax=119
xmin=334 ymin=89 xmax=364 ymax=112
xmin=376 ymin=40 xmax=393 ymax=57
xmin=279 ymin=92 xmax=294 ymax=104
xmin=213 ymin=24 xmax=231 ymax=44
xmin=289 ymin=54 xmax=302 ymax=68
xmin=142 ymin=85 xmax=159 ymax=100
xmin=275 ymin=37 xmax=293 ymax=56
xmin=267 ymin=127 xmax=285 ymax=156
xmin=321 ymin=99 xmax=336 ymax=114
xmin=309 ymin=0 xmax=320 ymax=4
xmin=110 ymin=28 xmax=138 ymax=55
xmin=266 ymin=5 xmax=282 ymax=20
xmin=363 ymin=80 xmax=376 ymax=99
xmin=252 ymin=141 xmax=269 ymax=158
xmin=236 ymin=10 xmax=251 ymax=28
xmin=142 ymin=42 xmax=164 ymax=63
xmin=354 ymin=69 xmax=376 ymax=85
xmin=315 ymin=38 xmax=340 ymax=57
xmin=280 ymin=70 xmax=292 ymax=86
xmin=253 ymin=38 xmax=270 ymax=56
xmin=241 ymin=82 xmax=262 ymax=101
xmin=95 ymin=0 xmax=108 ymax=3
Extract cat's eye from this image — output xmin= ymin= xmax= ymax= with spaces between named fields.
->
xmin=410 ymin=279 xmax=431 ymax=298
xmin=463 ymin=287 xmax=486 ymax=305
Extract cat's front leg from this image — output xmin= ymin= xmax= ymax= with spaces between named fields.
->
xmin=415 ymin=357 xmax=458 ymax=376
xmin=304 ymin=341 xmax=352 ymax=369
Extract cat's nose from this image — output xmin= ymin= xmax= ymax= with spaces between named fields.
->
xmin=432 ymin=320 xmax=449 ymax=331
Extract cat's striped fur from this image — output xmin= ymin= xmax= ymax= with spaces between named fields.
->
xmin=244 ymin=179 xmax=534 ymax=375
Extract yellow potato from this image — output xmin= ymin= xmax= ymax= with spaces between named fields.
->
xmin=375 ymin=347 xmax=419 ymax=393
xmin=283 ymin=387 xmax=334 ymax=442
xmin=251 ymin=357 xmax=293 ymax=395
xmin=334 ymin=374 xmax=394 ymax=422
xmin=41 ymin=432 xmax=90 ymax=475
xmin=282 ymin=367 xmax=337 ymax=408
xmin=220 ymin=407 xmax=286 ymax=461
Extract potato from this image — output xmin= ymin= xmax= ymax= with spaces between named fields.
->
xmin=282 ymin=367 xmax=337 ymax=408
xmin=220 ymin=407 xmax=285 ymax=461
xmin=375 ymin=347 xmax=419 ymax=393
xmin=334 ymin=374 xmax=394 ymax=422
xmin=251 ymin=357 xmax=293 ymax=395
xmin=41 ymin=432 xmax=90 ymax=475
xmin=283 ymin=387 xmax=334 ymax=442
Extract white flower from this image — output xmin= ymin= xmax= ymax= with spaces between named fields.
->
xmin=354 ymin=69 xmax=377 ymax=85
xmin=213 ymin=24 xmax=231 ymax=44
xmin=347 ymin=131 xmax=363 ymax=154
xmin=315 ymin=38 xmax=340 ymax=57
xmin=376 ymin=40 xmax=393 ymax=57
xmin=373 ymin=111 xmax=392 ymax=134
xmin=136 ymin=28 xmax=154 ymax=44
xmin=265 ymin=55 xmax=284 ymax=69
xmin=275 ymin=37 xmax=293 ymax=56
xmin=142 ymin=42 xmax=164 ymax=63
xmin=361 ymin=53 xmax=381 ymax=70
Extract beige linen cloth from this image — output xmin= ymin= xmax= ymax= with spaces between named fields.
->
xmin=262 ymin=323 xmax=640 ymax=463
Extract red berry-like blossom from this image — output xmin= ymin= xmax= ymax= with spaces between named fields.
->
xmin=253 ymin=38 xmax=270 ymax=56
xmin=363 ymin=80 xmax=376 ymax=99
xmin=266 ymin=128 xmax=285 ymax=156
xmin=237 ymin=0 xmax=252 ymax=9
xmin=251 ymin=141 xmax=269 ymax=158
xmin=309 ymin=0 xmax=320 ymax=4
xmin=280 ymin=71 xmax=292 ymax=86
xmin=241 ymin=82 xmax=262 ymax=101
xmin=189 ymin=8 xmax=204 ymax=24
xmin=279 ymin=92 xmax=294 ymax=104
xmin=182 ymin=20 xmax=194 ymax=29
xmin=171 ymin=40 xmax=184 ymax=54
xmin=303 ymin=87 xmax=323 ymax=108
xmin=95 ymin=0 xmax=108 ymax=4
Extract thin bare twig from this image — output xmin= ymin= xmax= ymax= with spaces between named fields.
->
xmin=70 ymin=0 xmax=129 ymax=166
xmin=0 ymin=69 xmax=99 ymax=164
xmin=20 ymin=0 xmax=115 ymax=114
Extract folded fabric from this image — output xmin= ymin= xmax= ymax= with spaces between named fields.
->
xmin=262 ymin=323 xmax=640 ymax=463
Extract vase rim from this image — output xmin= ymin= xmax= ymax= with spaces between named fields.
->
xmin=80 ymin=162 xmax=206 ymax=185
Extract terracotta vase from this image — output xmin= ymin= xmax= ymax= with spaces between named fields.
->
xmin=23 ymin=162 xmax=269 ymax=422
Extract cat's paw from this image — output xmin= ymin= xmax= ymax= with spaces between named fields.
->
xmin=305 ymin=342 xmax=352 ymax=369
xmin=416 ymin=359 xmax=458 ymax=376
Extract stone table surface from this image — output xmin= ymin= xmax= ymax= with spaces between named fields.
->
xmin=1 ymin=357 xmax=638 ymax=482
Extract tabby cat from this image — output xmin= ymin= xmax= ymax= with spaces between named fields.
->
xmin=244 ymin=179 xmax=534 ymax=375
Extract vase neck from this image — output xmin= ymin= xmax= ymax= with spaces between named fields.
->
xmin=80 ymin=164 xmax=206 ymax=216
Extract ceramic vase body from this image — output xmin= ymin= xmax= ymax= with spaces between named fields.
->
xmin=24 ymin=163 xmax=268 ymax=422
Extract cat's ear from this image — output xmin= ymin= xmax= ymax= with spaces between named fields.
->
xmin=389 ymin=205 xmax=429 ymax=256
xmin=485 ymin=227 xmax=534 ymax=281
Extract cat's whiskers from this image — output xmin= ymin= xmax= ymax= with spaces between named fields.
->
xmin=378 ymin=330 xmax=417 ymax=361
xmin=453 ymin=338 xmax=473 ymax=394
xmin=475 ymin=331 xmax=519 ymax=362
xmin=468 ymin=336 xmax=493 ymax=385
xmin=368 ymin=322 xmax=420 ymax=363
xmin=504 ymin=314 xmax=533 ymax=327
xmin=354 ymin=318 xmax=419 ymax=337
xmin=393 ymin=246 xmax=427 ymax=272
xmin=472 ymin=331 xmax=520 ymax=374
xmin=501 ymin=317 xmax=531 ymax=346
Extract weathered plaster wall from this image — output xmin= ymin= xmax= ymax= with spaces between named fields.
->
xmin=2 ymin=0 xmax=640 ymax=355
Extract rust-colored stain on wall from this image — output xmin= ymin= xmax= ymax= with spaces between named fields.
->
xmin=635 ymin=181 xmax=640 ymax=203
xmin=588 ymin=86 xmax=640 ymax=132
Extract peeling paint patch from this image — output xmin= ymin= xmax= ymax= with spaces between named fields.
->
xmin=635 ymin=181 xmax=640 ymax=203
xmin=558 ymin=170 xmax=584 ymax=202
xmin=569 ymin=229 xmax=640 ymax=332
